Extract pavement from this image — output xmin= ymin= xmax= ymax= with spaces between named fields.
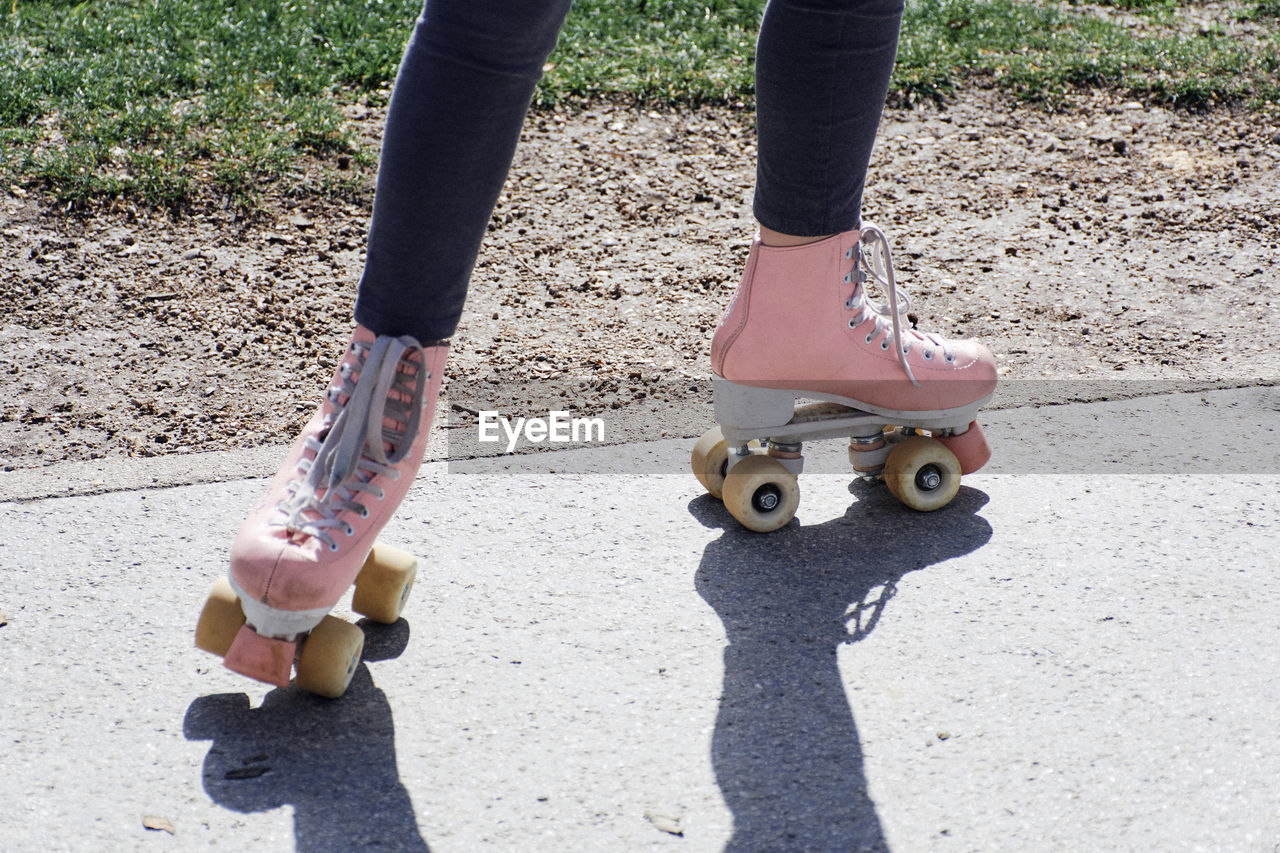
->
xmin=2 ymin=385 xmax=1278 ymax=852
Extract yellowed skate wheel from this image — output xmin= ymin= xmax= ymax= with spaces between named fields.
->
xmin=195 ymin=577 xmax=246 ymax=657
xmin=295 ymin=615 xmax=364 ymax=698
xmin=352 ymin=544 xmax=418 ymax=624
xmin=883 ymin=435 xmax=962 ymax=512
xmin=691 ymin=426 xmax=732 ymax=499
xmin=722 ymin=454 xmax=800 ymax=533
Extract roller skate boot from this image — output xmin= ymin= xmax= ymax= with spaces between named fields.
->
xmin=692 ymin=225 xmax=996 ymax=531
xmin=196 ymin=326 xmax=448 ymax=696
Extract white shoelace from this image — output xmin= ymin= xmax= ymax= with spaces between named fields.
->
xmin=844 ymin=224 xmax=955 ymax=388
xmin=273 ymin=335 xmax=428 ymax=552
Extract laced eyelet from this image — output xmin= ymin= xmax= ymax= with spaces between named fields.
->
xmin=845 ymin=248 xmax=854 ymax=259
xmin=848 ymin=319 xmax=856 ymax=329
xmin=865 ymin=334 xmax=873 ymax=344
xmin=843 ymin=273 xmax=852 ymax=284
xmin=328 ymin=542 xmax=340 ymax=552
xmin=923 ymin=350 xmax=934 ymax=360
xmin=344 ymin=524 xmax=355 ymax=536
xmin=945 ymin=354 xmax=955 ymax=363
xmin=880 ymin=341 xmax=890 ymax=350
xmin=359 ymin=507 xmax=370 ymax=519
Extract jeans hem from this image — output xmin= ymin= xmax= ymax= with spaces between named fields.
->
xmin=354 ymin=303 xmax=458 ymax=345
xmin=752 ymin=199 xmax=860 ymax=238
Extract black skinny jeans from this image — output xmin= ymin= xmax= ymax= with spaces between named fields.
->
xmin=354 ymin=0 xmax=904 ymax=342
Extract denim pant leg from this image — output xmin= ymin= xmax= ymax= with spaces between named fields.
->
xmin=355 ymin=0 xmax=902 ymax=341
xmin=354 ymin=0 xmax=573 ymax=343
xmin=753 ymin=0 xmax=905 ymax=237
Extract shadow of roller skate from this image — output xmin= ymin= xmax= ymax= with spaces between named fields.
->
xmin=183 ymin=619 xmax=430 ymax=852
xmin=690 ymin=486 xmax=993 ymax=852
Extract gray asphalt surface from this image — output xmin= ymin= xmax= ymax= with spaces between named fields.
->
xmin=2 ymin=387 xmax=1278 ymax=852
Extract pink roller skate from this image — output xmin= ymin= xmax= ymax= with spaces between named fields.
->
xmin=692 ymin=226 xmax=997 ymax=531
xmin=196 ymin=326 xmax=448 ymax=696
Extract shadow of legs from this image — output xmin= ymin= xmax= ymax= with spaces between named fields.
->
xmin=184 ymin=620 xmax=429 ymax=852
xmin=693 ymin=487 xmax=993 ymax=851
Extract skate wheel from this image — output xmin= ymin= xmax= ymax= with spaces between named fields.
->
xmin=691 ymin=426 xmax=731 ymax=499
xmin=295 ymin=616 xmax=364 ymax=698
xmin=352 ymin=544 xmax=418 ymax=624
xmin=722 ymin=454 xmax=800 ymax=533
xmin=195 ymin=577 xmax=246 ymax=657
xmin=883 ymin=436 xmax=961 ymax=512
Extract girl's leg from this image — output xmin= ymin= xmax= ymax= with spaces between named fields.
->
xmin=753 ymin=0 xmax=904 ymax=240
xmin=354 ymin=0 xmax=574 ymax=342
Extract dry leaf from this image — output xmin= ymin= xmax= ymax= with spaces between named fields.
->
xmin=644 ymin=810 xmax=683 ymax=837
xmin=142 ymin=816 xmax=175 ymax=835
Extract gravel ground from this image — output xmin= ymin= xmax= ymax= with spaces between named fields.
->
xmin=2 ymin=88 xmax=1277 ymax=470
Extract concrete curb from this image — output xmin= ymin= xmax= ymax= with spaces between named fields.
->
xmin=2 ymin=380 xmax=1274 ymax=503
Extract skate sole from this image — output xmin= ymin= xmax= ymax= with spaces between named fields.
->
xmin=712 ymin=376 xmax=991 ymax=444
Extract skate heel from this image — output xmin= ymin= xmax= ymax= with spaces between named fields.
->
xmin=713 ymin=377 xmax=796 ymax=433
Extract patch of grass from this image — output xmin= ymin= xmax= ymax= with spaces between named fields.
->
xmin=1243 ymin=0 xmax=1280 ymax=19
xmin=0 ymin=0 xmax=422 ymax=209
xmin=894 ymin=0 xmax=1280 ymax=108
xmin=2 ymin=0 xmax=1277 ymax=208
xmin=548 ymin=0 xmax=1280 ymax=109
xmin=1086 ymin=0 xmax=1176 ymax=10
xmin=538 ymin=0 xmax=760 ymax=106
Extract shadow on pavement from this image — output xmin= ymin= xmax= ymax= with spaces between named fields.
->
xmin=183 ymin=618 xmax=429 ymax=852
xmin=692 ymin=484 xmax=993 ymax=852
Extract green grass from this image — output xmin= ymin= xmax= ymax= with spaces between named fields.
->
xmin=538 ymin=0 xmax=761 ymax=105
xmin=1249 ymin=0 xmax=1280 ymax=18
xmin=0 ymin=0 xmax=419 ymax=209
xmin=2 ymin=0 xmax=1277 ymax=209
xmin=894 ymin=0 xmax=1280 ymax=107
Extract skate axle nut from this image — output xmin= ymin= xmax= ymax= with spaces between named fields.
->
xmin=915 ymin=464 xmax=944 ymax=492
xmin=753 ymin=485 xmax=782 ymax=511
